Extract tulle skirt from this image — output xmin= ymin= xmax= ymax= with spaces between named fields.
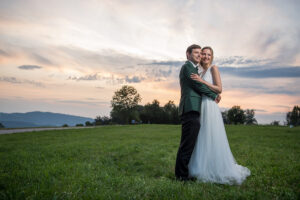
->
xmin=188 ymin=96 xmax=250 ymax=185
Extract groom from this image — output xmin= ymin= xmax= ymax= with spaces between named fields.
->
xmin=175 ymin=44 xmax=220 ymax=181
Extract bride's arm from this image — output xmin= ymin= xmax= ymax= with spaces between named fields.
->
xmin=190 ymin=65 xmax=222 ymax=94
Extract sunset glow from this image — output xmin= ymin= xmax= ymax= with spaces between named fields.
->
xmin=0 ymin=0 xmax=299 ymax=124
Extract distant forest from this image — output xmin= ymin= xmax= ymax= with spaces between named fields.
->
xmin=92 ymin=85 xmax=300 ymax=126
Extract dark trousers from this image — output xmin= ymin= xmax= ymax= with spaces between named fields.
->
xmin=175 ymin=111 xmax=200 ymax=180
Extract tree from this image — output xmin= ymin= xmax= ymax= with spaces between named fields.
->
xmin=286 ymin=105 xmax=300 ymax=126
xmin=270 ymin=120 xmax=280 ymax=126
xmin=245 ymin=109 xmax=257 ymax=125
xmin=221 ymin=111 xmax=229 ymax=124
xmin=101 ymin=116 xmax=112 ymax=125
xmin=0 ymin=122 xmax=5 ymax=128
xmin=227 ymin=106 xmax=246 ymax=125
xmin=141 ymin=99 xmax=163 ymax=124
xmin=111 ymin=85 xmax=141 ymax=124
xmin=95 ymin=116 xmax=112 ymax=125
xmin=139 ymin=100 xmax=180 ymax=124
xmin=85 ymin=121 xmax=93 ymax=126
xmin=163 ymin=100 xmax=180 ymax=124
xmin=95 ymin=116 xmax=102 ymax=125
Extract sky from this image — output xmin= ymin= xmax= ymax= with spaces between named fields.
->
xmin=0 ymin=0 xmax=299 ymax=124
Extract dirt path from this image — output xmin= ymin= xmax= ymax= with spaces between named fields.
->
xmin=0 ymin=126 xmax=95 ymax=135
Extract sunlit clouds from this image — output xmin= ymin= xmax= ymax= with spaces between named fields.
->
xmin=0 ymin=0 xmax=299 ymax=124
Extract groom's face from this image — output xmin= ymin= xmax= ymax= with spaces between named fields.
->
xmin=189 ymin=48 xmax=201 ymax=64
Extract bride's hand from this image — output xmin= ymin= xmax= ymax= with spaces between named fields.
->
xmin=190 ymin=73 xmax=203 ymax=82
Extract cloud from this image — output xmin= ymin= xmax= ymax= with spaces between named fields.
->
xmin=262 ymin=34 xmax=280 ymax=49
xmin=0 ymin=76 xmax=22 ymax=84
xmin=125 ymin=75 xmax=145 ymax=83
xmin=272 ymin=105 xmax=292 ymax=109
xmin=68 ymin=73 xmax=99 ymax=81
xmin=30 ymin=53 xmax=54 ymax=65
xmin=68 ymin=73 xmax=146 ymax=84
xmin=261 ymin=87 xmax=299 ymax=95
xmin=0 ymin=49 xmax=10 ymax=57
xmin=222 ymin=76 xmax=300 ymax=96
xmin=0 ymin=0 xmax=299 ymax=124
xmin=254 ymin=109 xmax=267 ymax=113
xmin=220 ymin=66 xmax=300 ymax=78
xmin=144 ymin=61 xmax=184 ymax=66
xmin=18 ymin=65 xmax=42 ymax=70
xmin=143 ymin=56 xmax=300 ymax=80
xmin=57 ymin=100 xmax=109 ymax=106
xmin=144 ymin=57 xmax=275 ymax=70
xmin=156 ymin=68 xmax=172 ymax=78
xmin=214 ymin=56 xmax=277 ymax=67
xmin=254 ymin=30 xmax=300 ymax=64
xmin=0 ymin=0 xmax=299 ymax=63
xmin=0 ymin=76 xmax=45 ymax=87
xmin=59 ymin=47 xmax=149 ymax=71
xmin=140 ymin=64 xmax=176 ymax=81
xmin=0 ymin=40 xmax=151 ymax=74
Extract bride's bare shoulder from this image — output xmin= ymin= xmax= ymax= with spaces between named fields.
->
xmin=211 ymin=65 xmax=219 ymax=71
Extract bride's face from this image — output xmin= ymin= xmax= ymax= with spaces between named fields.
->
xmin=201 ymin=49 xmax=212 ymax=65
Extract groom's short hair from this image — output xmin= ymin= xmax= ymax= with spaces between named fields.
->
xmin=186 ymin=44 xmax=201 ymax=59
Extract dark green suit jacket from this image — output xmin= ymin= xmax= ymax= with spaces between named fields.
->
xmin=178 ymin=61 xmax=217 ymax=116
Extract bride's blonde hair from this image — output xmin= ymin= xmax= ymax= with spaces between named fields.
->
xmin=200 ymin=46 xmax=214 ymax=66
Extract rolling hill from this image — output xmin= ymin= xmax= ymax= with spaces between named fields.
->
xmin=0 ymin=111 xmax=94 ymax=128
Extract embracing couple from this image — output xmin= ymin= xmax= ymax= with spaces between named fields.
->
xmin=175 ymin=44 xmax=250 ymax=185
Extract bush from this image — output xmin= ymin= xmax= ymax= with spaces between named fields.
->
xmin=270 ymin=121 xmax=280 ymax=126
xmin=76 ymin=124 xmax=84 ymax=127
xmin=62 ymin=124 xmax=68 ymax=127
xmin=95 ymin=116 xmax=111 ymax=125
xmin=85 ymin=121 xmax=93 ymax=126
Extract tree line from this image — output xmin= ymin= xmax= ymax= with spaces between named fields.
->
xmin=89 ymin=85 xmax=297 ymax=126
xmin=98 ymin=85 xmax=180 ymax=124
xmin=0 ymin=85 xmax=298 ymax=128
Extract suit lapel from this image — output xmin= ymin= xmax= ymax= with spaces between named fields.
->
xmin=186 ymin=61 xmax=199 ymax=75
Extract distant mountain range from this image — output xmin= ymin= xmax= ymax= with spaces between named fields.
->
xmin=0 ymin=111 xmax=94 ymax=128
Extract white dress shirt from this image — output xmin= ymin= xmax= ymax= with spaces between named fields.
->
xmin=188 ymin=60 xmax=203 ymax=76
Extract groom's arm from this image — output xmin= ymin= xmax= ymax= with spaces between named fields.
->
xmin=183 ymin=65 xmax=218 ymax=100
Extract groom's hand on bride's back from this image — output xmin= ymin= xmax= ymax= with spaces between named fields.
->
xmin=215 ymin=95 xmax=221 ymax=103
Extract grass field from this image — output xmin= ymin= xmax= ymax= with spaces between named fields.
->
xmin=0 ymin=125 xmax=299 ymax=199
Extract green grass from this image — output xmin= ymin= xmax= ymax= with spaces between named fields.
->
xmin=0 ymin=125 xmax=299 ymax=199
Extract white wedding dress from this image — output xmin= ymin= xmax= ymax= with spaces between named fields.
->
xmin=188 ymin=66 xmax=250 ymax=185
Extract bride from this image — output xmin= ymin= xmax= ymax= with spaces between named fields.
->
xmin=188 ymin=46 xmax=250 ymax=185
